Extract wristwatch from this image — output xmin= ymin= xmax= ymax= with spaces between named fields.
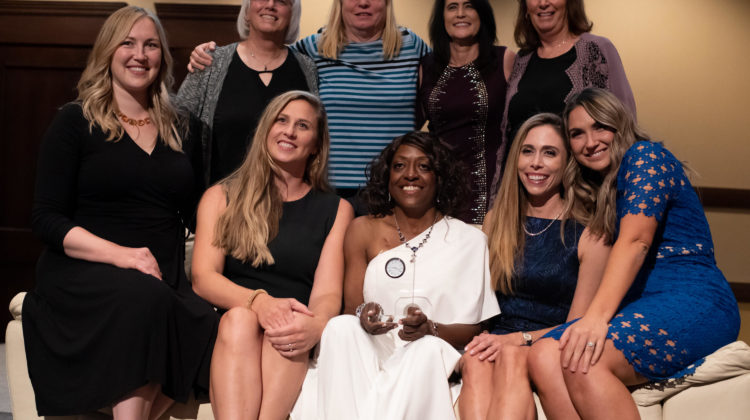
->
xmin=521 ymin=332 xmax=533 ymax=346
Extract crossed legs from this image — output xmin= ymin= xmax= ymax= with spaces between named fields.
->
xmin=528 ymin=338 xmax=646 ymax=420
xmin=459 ymin=345 xmax=535 ymax=420
xmin=210 ymin=307 xmax=308 ymax=420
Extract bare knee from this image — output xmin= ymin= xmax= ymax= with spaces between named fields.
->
xmin=493 ymin=345 xmax=530 ymax=383
xmin=527 ymin=338 xmax=561 ymax=384
xmin=217 ymin=307 xmax=261 ymax=348
xmin=461 ymin=352 xmax=493 ymax=386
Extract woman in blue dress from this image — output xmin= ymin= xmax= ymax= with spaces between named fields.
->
xmin=459 ymin=113 xmax=609 ymax=420
xmin=528 ymin=88 xmax=740 ymax=420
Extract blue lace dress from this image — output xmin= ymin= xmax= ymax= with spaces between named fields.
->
xmin=492 ymin=218 xmax=585 ymax=334
xmin=546 ymin=141 xmax=740 ymax=380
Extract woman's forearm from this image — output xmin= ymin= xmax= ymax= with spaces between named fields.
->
xmin=585 ymin=236 xmax=649 ymax=321
xmin=62 ymin=226 xmax=124 ymax=264
xmin=434 ymin=323 xmax=482 ymax=349
xmin=309 ymin=292 xmax=342 ymax=321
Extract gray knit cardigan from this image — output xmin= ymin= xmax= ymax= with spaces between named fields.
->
xmin=175 ymin=42 xmax=319 ymax=186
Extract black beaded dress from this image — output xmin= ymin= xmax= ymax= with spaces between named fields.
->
xmin=22 ymin=103 xmax=219 ymax=415
xmin=417 ymin=46 xmax=508 ymax=224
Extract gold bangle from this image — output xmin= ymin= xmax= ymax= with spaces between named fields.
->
xmin=246 ymin=289 xmax=268 ymax=310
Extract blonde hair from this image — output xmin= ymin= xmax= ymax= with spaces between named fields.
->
xmin=236 ymin=0 xmax=301 ymax=44
xmin=318 ymin=0 xmax=402 ymax=60
xmin=563 ymin=88 xmax=647 ymax=243
xmin=214 ymin=91 xmax=330 ymax=266
xmin=76 ymin=6 xmax=181 ymax=151
xmin=484 ymin=113 xmax=572 ymax=294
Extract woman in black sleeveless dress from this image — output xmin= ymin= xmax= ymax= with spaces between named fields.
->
xmin=191 ymin=91 xmax=353 ymax=419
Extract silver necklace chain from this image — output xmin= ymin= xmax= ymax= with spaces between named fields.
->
xmin=523 ymin=209 xmax=564 ymax=237
xmin=394 ymin=212 xmax=439 ymax=263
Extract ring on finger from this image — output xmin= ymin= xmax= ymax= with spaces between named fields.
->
xmin=287 ymin=343 xmax=294 ymax=352
xmin=586 ymin=341 xmax=596 ymax=348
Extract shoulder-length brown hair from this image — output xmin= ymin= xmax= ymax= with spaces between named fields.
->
xmin=514 ymin=0 xmax=593 ymax=53
xmin=213 ymin=90 xmax=330 ymax=266
xmin=563 ymin=88 xmax=648 ymax=243
xmin=318 ymin=0 xmax=402 ymax=60
xmin=77 ymin=6 xmax=182 ymax=151
xmin=484 ymin=113 xmax=572 ymax=293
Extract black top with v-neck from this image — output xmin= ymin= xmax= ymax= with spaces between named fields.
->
xmin=26 ymin=102 xmax=219 ymax=414
xmin=211 ymin=48 xmax=310 ymax=184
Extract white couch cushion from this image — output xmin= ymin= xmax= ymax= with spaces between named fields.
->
xmin=631 ymin=341 xmax=750 ymax=406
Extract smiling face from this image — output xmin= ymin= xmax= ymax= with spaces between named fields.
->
xmin=267 ymin=99 xmax=319 ymax=170
xmin=444 ymin=1 xmax=480 ymax=43
xmin=247 ymin=0 xmax=292 ymax=37
xmin=341 ymin=0 xmax=387 ymax=40
xmin=517 ymin=124 xmax=567 ymax=203
xmin=388 ymin=144 xmax=437 ymax=214
xmin=526 ymin=0 xmax=568 ymax=36
xmin=567 ymin=105 xmax=615 ymax=174
xmin=110 ymin=17 xmax=162 ymax=98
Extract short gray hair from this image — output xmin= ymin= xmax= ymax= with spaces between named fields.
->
xmin=236 ymin=0 xmax=301 ymax=45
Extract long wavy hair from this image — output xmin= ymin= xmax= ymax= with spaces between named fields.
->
xmin=318 ymin=0 xmax=402 ymax=60
xmin=236 ymin=0 xmax=301 ymax=44
xmin=76 ymin=6 xmax=182 ymax=151
xmin=214 ymin=91 xmax=330 ymax=266
xmin=428 ymin=0 xmax=498 ymax=78
xmin=514 ymin=0 xmax=592 ymax=53
xmin=484 ymin=113 xmax=572 ymax=293
xmin=362 ymin=131 xmax=469 ymax=218
xmin=563 ymin=88 xmax=648 ymax=243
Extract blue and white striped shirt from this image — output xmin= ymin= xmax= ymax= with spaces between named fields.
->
xmin=292 ymin=29 xmax=430 ymax=188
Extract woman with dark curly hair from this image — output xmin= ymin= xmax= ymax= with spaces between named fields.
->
xmin=290 ymin=131 xmax=500 ymax=419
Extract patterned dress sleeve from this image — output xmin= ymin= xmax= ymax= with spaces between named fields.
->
xmin=31 ymin=103 xmax=85 ymax=251
xmin=617 ymin=141 xmax=683 ymax=223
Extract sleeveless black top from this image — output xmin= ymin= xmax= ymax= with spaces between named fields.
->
xmin=223 ymin=189 xmax=340 ymax=305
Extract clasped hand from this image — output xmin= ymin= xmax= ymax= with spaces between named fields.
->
xmin=559 ymin=315 xmax=609 ymax=373
xmin=115 ymin=246 xmax=162 ymax=280
xmin=358 ymin=302 xmax=397 ymax=335
xmin=398 ymin=306 xmax=435 ymax=341
xmin=464 ymin=331 xmax=519 ymax=362
xmin=252 ymin=295 xmax=317 ymax=358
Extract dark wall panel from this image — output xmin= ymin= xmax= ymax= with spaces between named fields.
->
xmin=0 ymin=1 xmax=238 ymax=339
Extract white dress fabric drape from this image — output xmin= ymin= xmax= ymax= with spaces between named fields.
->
xmin=291 ymin=217 xmax=500 ymax=420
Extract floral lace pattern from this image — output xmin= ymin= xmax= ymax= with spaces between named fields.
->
xmin=544 ymin=141 xmax=739 ymax=381
xmin=616 ymin=141 xmax=713 ymax=260
xmin=608 ymin=312 xmax=698 ymax=378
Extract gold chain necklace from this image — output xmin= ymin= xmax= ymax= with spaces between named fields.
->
xmin=116 ymin=111 xmax=151 ymax=127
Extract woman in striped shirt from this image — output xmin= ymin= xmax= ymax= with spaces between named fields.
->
xmin=190 ymin=0 xmax=429 ymax=215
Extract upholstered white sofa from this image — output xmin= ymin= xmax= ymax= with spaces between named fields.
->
xmin=7 ymin=291 xmax=750 ymax=420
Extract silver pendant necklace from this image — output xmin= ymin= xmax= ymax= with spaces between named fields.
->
xmin=394 ymin=212 xmax=439 ymax=313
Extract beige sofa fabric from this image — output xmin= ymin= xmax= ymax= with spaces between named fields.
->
xmin=632 ymin=340 xmax=750 ymax=406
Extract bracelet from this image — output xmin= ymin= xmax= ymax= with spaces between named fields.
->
xmin=430 ymin=320 xmax=439 ymax=337
xmin=246 ymin=289 xmax=268 ymax=310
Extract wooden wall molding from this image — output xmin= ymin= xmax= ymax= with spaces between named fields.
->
xmin=154 ymin=3 xmax=240 ymax=21
xmin=695 ymin=187 xmax=750 ymax=210
xmin=0 ymin=0 xmax=126 ymax=16
xmin=0 ymin=1 xmax=127 ymax=46
xmin=730 ymin=282 xmax=750 ymax=303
